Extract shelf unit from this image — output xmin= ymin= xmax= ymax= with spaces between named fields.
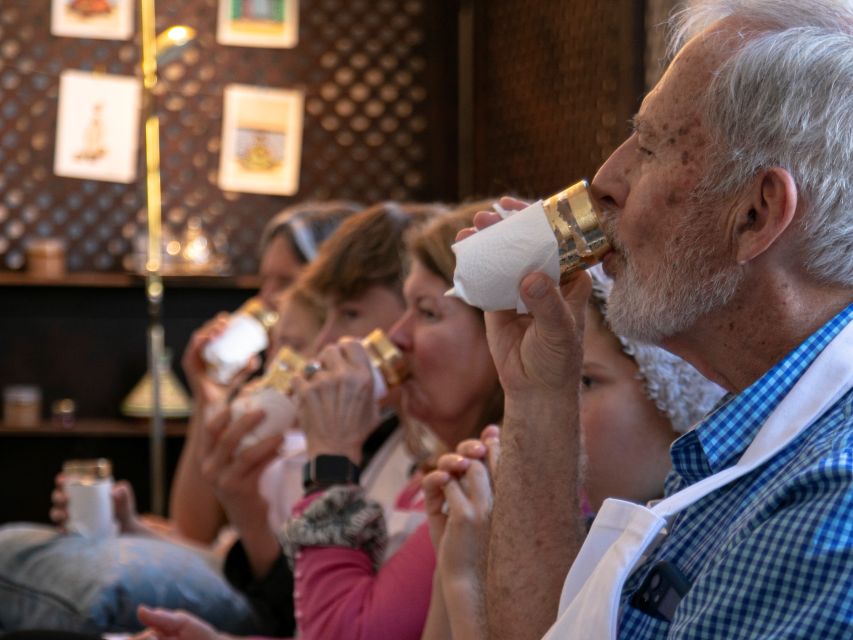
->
xmin=0 ymin=419 xmax=188 ymax=438
xmin=0 ymin=271 xmax=260 ymax=289
xmin=0 ymin=273 xmax=251 ymax=524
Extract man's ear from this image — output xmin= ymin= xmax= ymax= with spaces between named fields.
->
xmin=734 ymin=167 xmax=798 ymax=264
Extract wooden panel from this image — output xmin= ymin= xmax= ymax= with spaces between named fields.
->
xmin=468 ymin=0 xmax=645 ymax=199
xmin=645 ymin=0 xmax=680 ymax=89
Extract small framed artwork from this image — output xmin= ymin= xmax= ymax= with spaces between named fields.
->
xmin=51 ymin=0 xmax=134 ymax=40
xmin=54 ymin=70 xmax=141 ymax=184
xmin=218 ymin=84 xmax=304 ymax=196
xmin=217 ymin=0 xmax=299 ymax=48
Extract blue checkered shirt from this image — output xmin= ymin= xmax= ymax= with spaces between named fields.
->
xmin=618 ymin=302 xmax=853 ymax=639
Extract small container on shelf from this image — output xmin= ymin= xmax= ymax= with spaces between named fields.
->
xmin=3 ymin=385 xmax=42 ymax=428
xmin=26 ymin=238 xmax=66 ymax=279
xmin=52 ymin=398 xmax=77 ymax=429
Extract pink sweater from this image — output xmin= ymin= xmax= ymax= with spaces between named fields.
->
xmin=291 ymin=477 xmax=434 ymax=640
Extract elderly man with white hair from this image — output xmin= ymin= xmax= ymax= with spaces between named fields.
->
xmin=476 ymin=1 xmax=853 ymax=638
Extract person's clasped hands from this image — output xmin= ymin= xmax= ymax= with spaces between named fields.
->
xmin=422 ymin=425 xmax=501 ymax=575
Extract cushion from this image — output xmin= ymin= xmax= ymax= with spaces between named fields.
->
xmin=0 ymin=524 xmax=260 ymax=634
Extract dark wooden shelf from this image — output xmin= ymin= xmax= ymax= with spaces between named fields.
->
xmin=0 ymin=418 xmax=188 ymax=437
xmin=0 ymin=271 xmax=260 ymax=289
xmin=0 ymin=271 xmax=245 ymax=524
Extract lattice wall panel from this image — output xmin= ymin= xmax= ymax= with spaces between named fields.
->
xmin=646 ymin=0 xmax=680 ymax=89
xmin=471 ymin=0 xmax=645 ymax=199
xmin=0 ymin=0 xmax=457 ymax=275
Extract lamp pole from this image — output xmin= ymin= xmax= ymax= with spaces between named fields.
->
xmin=139 ymin=0 xmax=166 ymax=516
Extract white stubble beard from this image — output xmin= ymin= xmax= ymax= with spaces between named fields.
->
xmin=605 ymin=206 xmax=744 ymax=345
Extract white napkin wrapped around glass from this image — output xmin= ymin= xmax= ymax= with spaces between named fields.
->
xmin=449 ymin=200 xmax=560 ymax=313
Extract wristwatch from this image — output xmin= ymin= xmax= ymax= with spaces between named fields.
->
xmin=303 ymin=455 xmax=361 ymax=494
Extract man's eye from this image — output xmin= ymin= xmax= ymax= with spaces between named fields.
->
xmin=341 ymin=308 xmax=360 ymax=320
xmin=581 ymin=375 xmax=594 ymax=389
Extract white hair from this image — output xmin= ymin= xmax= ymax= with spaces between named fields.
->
xmin=669 ymin=0 xmax=853 ymax=286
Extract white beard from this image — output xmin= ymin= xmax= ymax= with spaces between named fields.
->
xmin=606 ymin=211 xmax=744 ymax=344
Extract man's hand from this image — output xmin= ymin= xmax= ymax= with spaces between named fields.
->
xmin=460 ymin=198 xmax=589 ymax=640
xmin=487 ymin=271 xmax=590 ymax=396
xmin=458 ymin=199 xmax=591 ymax=398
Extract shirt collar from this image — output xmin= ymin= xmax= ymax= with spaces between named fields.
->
xmin=670 ymin=302 xmax=853 ymax=485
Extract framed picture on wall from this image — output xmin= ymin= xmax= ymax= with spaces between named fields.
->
xmin=54 ymin=70 xmax=141 ymax=183
xmin=218 ymin=84 xmax=304 ymax=196
xmin=217 ymin=0 xmax=299 ymax=48
xmin=50 ymin=0 xmax=134 ymax=40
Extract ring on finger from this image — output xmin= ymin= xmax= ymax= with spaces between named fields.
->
xmin=302 ymin=360 xmax=323 ymax=379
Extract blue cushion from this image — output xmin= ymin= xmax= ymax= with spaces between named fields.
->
xmin=0 ymin=524 xmax=260 ymax=634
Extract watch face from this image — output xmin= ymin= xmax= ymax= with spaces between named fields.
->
xmin=304 ymin=455 xmax=361 ymax=490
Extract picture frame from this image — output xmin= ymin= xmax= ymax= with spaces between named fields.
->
xmin=50 ymin=0 xmax=134 ymax=41
xmin=217 ymin=0 xmax=299 ymax=48
xmin=218 ymin=84 xmax=305 ymax=196
xmin=54 ymin=70 xmax=141 ymax=184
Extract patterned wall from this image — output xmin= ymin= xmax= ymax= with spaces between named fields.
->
xmin=469 ymin=0 xmax=646 ymax=199
xmin=0 ymin=0 xmax=457 ymax=275
xmin=645 ymin=0 xmax=681 ymax=89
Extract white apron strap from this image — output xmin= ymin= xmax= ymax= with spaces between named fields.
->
xmin=549 ymin=500 xmax=667 ymax=638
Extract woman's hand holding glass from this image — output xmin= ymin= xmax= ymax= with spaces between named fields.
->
xmin=291 ymin=338 xmax=382 ymax=466
xmin=198 ymin=405 xmax=281 ymax=536
xmin=182 ymin=314 xmax=260 ymax=413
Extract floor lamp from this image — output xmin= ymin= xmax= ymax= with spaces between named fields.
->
xmin=139 ymin=0 xmax=195 ymax=515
